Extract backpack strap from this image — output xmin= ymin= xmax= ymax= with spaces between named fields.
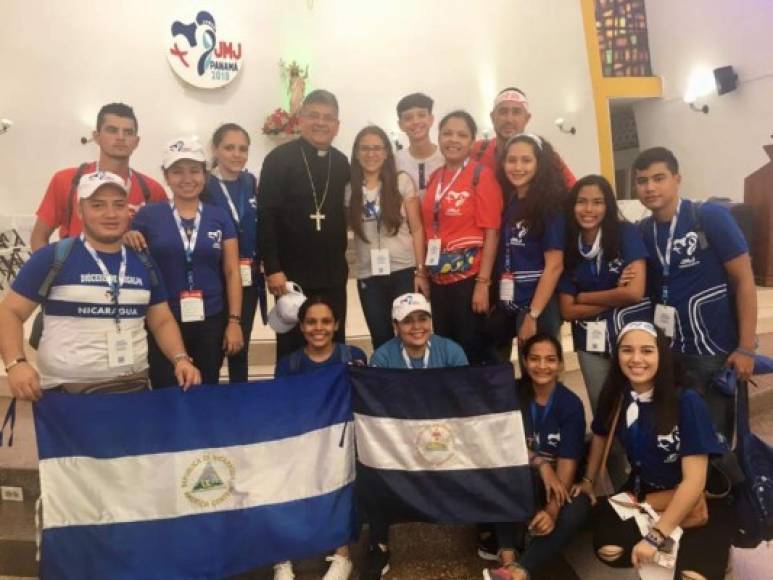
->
xmin=133 ymin=249 xmax=160 ymax=287
xmin=63 ymin=163 xmax=90 ymax=237
xmin=475 ymin=139 xmax=491 ymax=161
xmin=37 ymin=237 xmax=77 ymax=300
xmin=471 ymin=162 xmax=485 ymax=189
xmin=134 ymin=171 xmax=152 ymax=203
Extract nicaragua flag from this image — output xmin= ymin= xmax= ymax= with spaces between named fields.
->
xmin=351 ymin=364 xmax=534 ymax=524
xmin=33 ymin=365 xmax=355 ymax=580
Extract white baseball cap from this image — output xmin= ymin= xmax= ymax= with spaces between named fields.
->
xmin=77 ymin=171 xmax=128 ymax=200
xmin=268 ymin=282 xmax=307 ymax=334
xmin=162 ymin=136 xmax=206 ymax=170
xmin=392 ymin=292 xmax=432 ymax=322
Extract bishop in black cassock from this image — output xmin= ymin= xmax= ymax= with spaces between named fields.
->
xmin=257 ymin=91 xmax=350 ymax=360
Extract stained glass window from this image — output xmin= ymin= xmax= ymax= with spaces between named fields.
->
xmin=595 ymin=0 xmax=652 ymax=77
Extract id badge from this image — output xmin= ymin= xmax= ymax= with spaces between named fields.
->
xmin=586 ymin=320 xmax=607 ymax=353
xmin=654 ymin=304 xmax=676 ymax=338
xmin=425 ymin=238 xmax=441 ymax=266
xmin=180 ymin=290 xmax=205 ymax=323
xmin=239 ymin=258 xmax=253 ymax=287
xmin=370 ymin=248 xmax=391 ymax=276
xmin=499 ymin=273 xmax=515 ymax=302
xmin=107 ymin=329 xmax=134 ymax=368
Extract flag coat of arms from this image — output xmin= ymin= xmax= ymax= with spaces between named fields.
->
xmin=350 ymin=364 xmax=535 ymax=524
xmin=33 ymin=365 xmax=355 ymax=579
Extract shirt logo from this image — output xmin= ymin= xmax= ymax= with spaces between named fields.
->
xmin=673 ymin=232 xmax=700 ymax=269
xmin=546 ymin=432 xmax=561 ymax=448
xmin=362 ymin=200 xmax=379 ymax=221
xmin=208 ymin=230 xmax=223 ymax=249
xmin=509 ymin=220 xmax=529 ymax=247
xmin=444 ymin=190 xmax=470 ymax=216
xmin=656 ymin=427 xmax=681 ymax=458
xmin=608 ymin=258 xmax=623 ymax=274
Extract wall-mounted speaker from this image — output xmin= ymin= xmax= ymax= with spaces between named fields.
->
xmin=714 ymin=66 xmax=738 ymax=96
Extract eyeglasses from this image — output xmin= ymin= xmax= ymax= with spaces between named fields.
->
xmin=358 ymin=145 xmax=386 ymax=154
xmin=302 ymin=112 xmax=338 ymax=123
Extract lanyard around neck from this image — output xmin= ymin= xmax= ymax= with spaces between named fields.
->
xmin=171 ymin=202 xmax=202 ymax=290
xmin=530 ymin=386 xmax=556 ymax=451
xmin=578 ymin=229 xmax=603 ymax=277
xmin=401 ymin=341 xmax=431 ymax=369
xmin=432 ymin=159 xmax=468 ymax=234
xmin=80 ymin=235 xmax=127 ymax=330
xmin=653 ymin=199 xmax=682 ymax=304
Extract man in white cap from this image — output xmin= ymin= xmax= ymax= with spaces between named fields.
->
xmin=0 ymin=171 xmax=200 ymax=399
xmin=370 ymin=292 xmax=468 ymax=369
xmin=471 ymin=87 xmax=576 ymax=188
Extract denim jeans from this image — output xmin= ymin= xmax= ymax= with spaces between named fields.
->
xmin=357 ymin=267 xmax=415 ymax=350
xmin=495 ymin=494 xmax=591 ymax=575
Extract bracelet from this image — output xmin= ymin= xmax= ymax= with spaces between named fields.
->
xmin=228 ymin=314 xmax=241 ymax=323
xmin=414 ymin=269 xmax=428 ymax=278
xmin=735 ymin=346 xmax=756 ymax=358
xmin=4 ymin=357 xmax=28 ymax=373
xmin=172 ymin=353 xmax=193 ymax=366
xmin=475 ymin=276 xmax=491 ymax=286
xmin=582 ymin=475 xmax=594 ymax=485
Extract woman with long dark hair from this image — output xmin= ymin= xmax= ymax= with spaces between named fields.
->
xmin=347 ymin=125 xmax=427 ymax=350
xmin=207 ymin=123 xmax=264 ymax=383
xmin=420 ymin=110 xmax=502 ymax=364
xmin=488 ymin=133 xmax=566 ymax=362
xmin=558 ymin=174 xmax=650 ymax=413
xmin=485 ymin=333 xmax=590 ymax=580
xmin=573 ymin=322 xmax=732 ymax=579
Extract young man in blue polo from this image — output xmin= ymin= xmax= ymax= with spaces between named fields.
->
xmin=633 ymin=147 xmax=757 ymax=439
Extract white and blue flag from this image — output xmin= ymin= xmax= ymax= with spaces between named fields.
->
xmin=33 ymin=365 xmax=355 ymax=579
xmin=351 ymin=364 xmax=535 ymax=524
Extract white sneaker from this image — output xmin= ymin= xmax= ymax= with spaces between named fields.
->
xmin=273 ymin=560 xmax=295 ymax=580
xmin=322 ymin=554 xmax=353 ymax=580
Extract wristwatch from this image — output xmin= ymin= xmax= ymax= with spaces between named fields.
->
xmin=527 ymin=307 xmax=541 ymax=320
xmin=172 ymin=353 xmax=193 ymax=366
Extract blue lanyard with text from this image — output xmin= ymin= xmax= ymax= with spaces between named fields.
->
xmin=653 ymin=200 xmax=681 ymax=305
xmin=81 ymin=235 xmax=127 ymax=330
xmin=432 ymin=160 xmax=468 ymax=234
xmin=503 ymin=195 xmax=520 ymax=273
xmin=172 ymin=202 xmax=202 ymax=291
xmin=529 ymin=388 xmax=555 ymax=452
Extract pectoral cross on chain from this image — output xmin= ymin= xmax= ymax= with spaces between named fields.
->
xmin=310 ymin=211 xmax=326 ymax=231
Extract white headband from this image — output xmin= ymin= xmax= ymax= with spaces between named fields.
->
xmin=617 ymin=321 xmax=658 ymax=343
xmin=506 ymin=132 xmax=543 ymax=151
xmin=494 ymin=90 xmax=530 ymax=112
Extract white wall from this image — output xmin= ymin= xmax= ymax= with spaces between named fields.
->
xmin=633 ymin=0 xmax=773 ymax=201
xmin=0 ymin=0 xmax=599 ymax=218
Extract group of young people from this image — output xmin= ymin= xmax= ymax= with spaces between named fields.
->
xmin=0 ymin=85 xmax=759 ymax=580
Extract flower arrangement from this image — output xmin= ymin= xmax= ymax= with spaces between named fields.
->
xmin=262 ymin=108 xmax=300 ymax=136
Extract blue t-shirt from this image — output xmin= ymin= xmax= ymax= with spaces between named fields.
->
xmin=591 ymin=389 xmax=723 ymax=489
xmin=206 ymin=172 xmax=260 ymax=272
xmin=274 ymin=343 xmax=368 ymax=377
xmin=12 ymin=239 xmax=167 ymax=387
xmin=132 ymin=202 xmax=237 ymax=319
xmin=559 ymin=221 xmax=652 ymax=353
xmin=640 ymin=199 xmax=748 ymax=355
xmin=498 ymin=200 xmax=565 ymax=309
xmin=369 ymin=335 xmax=468 ymax=369
xmin=523 ymin=382 xmax=586 ymax=461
